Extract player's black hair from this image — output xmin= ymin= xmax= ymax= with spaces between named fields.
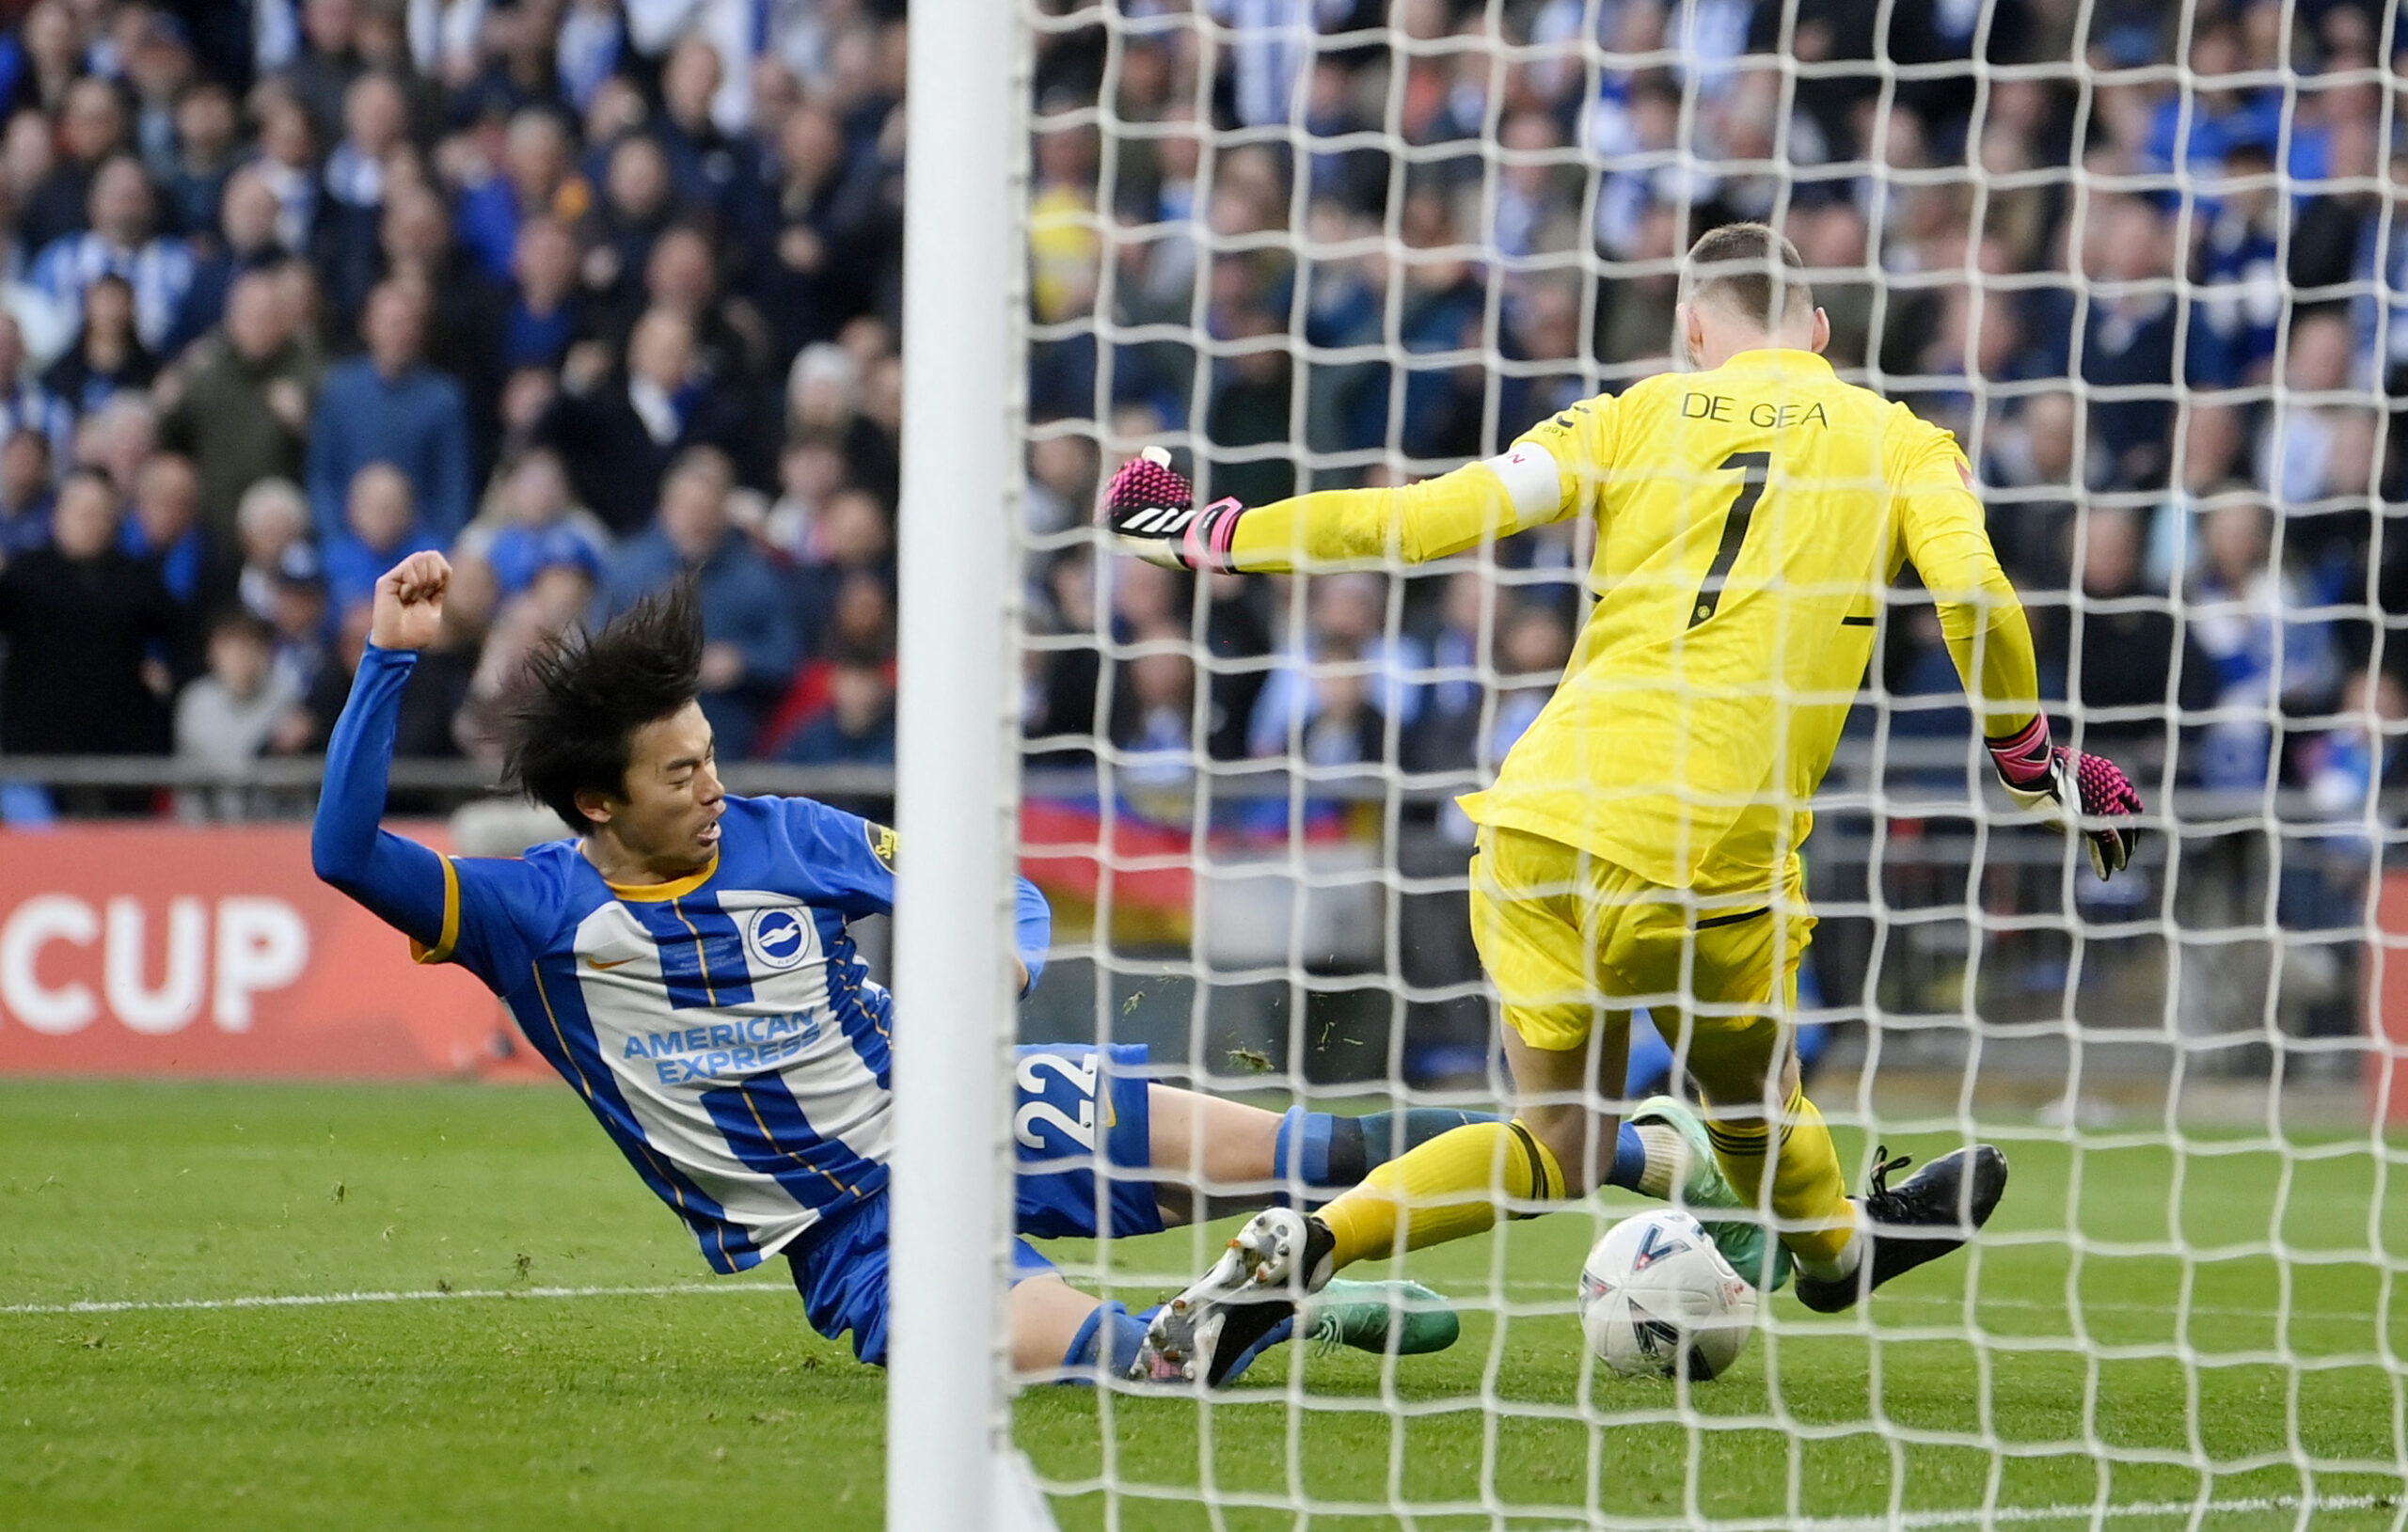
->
xmin=502 ymin=580 xmax=705 ymax=834
xmin=1686 ymin=221 xmax=1814 ymax=331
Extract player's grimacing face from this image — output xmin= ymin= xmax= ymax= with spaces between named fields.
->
xmin=608 ymin=701 xmax=726 ymax=871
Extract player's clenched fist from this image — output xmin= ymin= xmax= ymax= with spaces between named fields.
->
xmin=370 ymin=550 xmax=452 ymax=652
xmin=1987 ymin=716 xmax=2146 ymax=878
xmin=1101 ymin=446 xmax=1248 ymax=572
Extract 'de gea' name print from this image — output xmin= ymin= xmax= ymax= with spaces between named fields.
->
xmin=1680 ymin=392 xmax=1830 ymax=429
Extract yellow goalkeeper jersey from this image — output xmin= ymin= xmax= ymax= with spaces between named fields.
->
xmin=1226 ymin=347 xmax=2037 ymax=891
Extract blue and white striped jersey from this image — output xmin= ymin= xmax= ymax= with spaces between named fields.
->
xmin=416 ymin=795 xmax=903 ymax=1272
xmin=315 ymin=647 xmax=1049 ymax=1274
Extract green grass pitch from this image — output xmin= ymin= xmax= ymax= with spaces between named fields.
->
xmin=3 ymin=1078 xmax=2404 ymax=1530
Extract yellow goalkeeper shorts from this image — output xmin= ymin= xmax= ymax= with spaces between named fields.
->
xmin=1467 ymin=824 xmax=1814 ymax=1054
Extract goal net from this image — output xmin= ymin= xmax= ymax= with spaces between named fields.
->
xmin=991 ymin=0 xmax=2408 ymax=1524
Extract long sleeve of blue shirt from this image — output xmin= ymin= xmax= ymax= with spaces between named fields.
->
xmin=317 ymin=646 xmax=1055 ymax=994
xmin=1015 ymin=876 xmax=1052 ymax=994
xmin=309 ymin=643 xmax=449 ymax=944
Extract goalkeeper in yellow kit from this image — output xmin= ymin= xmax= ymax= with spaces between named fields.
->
xmin=1102 ymin=222 xmax=2147 ymax=1385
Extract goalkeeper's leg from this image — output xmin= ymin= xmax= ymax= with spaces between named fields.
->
xmin=1676 ymin=875 xmax=2009 ymax=1307
xmin=1670 ymin=865 xmax=1858 ymax=1276
xmin=1681 ymin=1012 xmax=1856 ymax=1275
xmin=1129 ymin=1042 xmax=1604 ymax=1384
xmin=1313 ymin=828 xmax=1732 ymax=1269
xmin=1313 ymin=1016 xmax=1623 ymax=1268
xmin=1127 ymin=832 xmax=1740 ymax=1382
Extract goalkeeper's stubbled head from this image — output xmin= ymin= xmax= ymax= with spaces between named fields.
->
xmin=1679 ymin=221 xmax=1825 ymax=366
xmin=503 ymin=578 xmax=718 ymax=853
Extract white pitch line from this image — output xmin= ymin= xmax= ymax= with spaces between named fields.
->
xmin=4 ymin=1280 xmax=2392 ymax=1332
xmin=1520 ymin=1493 xmax=2397 ymax=1532
xmin=1786 ymin=1491 xmax=2397 ymax=1530
xmin=0 ymin=1281 xmax=793 ymax=1317
xmin=1482 ymin=1280 xmax=2385 ymax=1324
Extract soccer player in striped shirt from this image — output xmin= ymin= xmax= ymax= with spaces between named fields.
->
xmin=1105 ymin=222 xmax=2146 ymax=1383
xmin=316 ymin=554 xmax=1496 ymax=1380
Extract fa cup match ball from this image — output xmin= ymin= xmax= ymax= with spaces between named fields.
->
xmin=1577 ymin=1209 xmax=1758 ymax=1381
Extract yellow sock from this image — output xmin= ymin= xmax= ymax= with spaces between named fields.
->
xmin=1703 ymin=1084 xmax=1853 ymax=1267
xmin=1317 ymin=1120 xmax=1565 ymax=1270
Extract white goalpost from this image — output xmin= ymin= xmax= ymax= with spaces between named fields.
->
xmin=889 ymin=0 xmax=1044 ymax=1527
xmin=898 ymin=0 xmax=2408 ymax=1524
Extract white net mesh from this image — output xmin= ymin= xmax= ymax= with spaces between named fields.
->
xmin=1004 ymin=0 xmax=2408 ymax=1524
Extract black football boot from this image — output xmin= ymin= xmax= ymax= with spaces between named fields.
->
xmin=1794 ymin=1145 xmax=2010 ymax=1314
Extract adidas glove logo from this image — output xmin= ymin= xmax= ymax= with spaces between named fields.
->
xmin=1120 ymin=505 xmax=1197 ymax=535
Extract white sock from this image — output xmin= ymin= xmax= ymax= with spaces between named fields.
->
xmin=1634 ymin=1123 xmax=1685 ymax=1201
xmin=1793 ymin=1201 xmax=1866 ymax=1283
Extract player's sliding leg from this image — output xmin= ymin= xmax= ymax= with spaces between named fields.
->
xmin=1315 ymin=1017 xmax=1617 ymax=1270
xmin=1299 ymin=1023 xmax=1771 ymax=1274
xmin=1132 ymin=1020 xmax=1737 ymax=1383
xmin=1139 ymin=1082 xmax=1465 ymax=1361
xmin=1271 ymin=1102 xmax=1521 ymax=1211
xmin=1023 ymin=1258 xmax=1460 ymax=1386
xmin=1126 ymin=836 xmax=1757 ymax=1384
xmin=1018 ymin=1267 xmax=1132 ymax=1377
xmin=1625 ymin=1089 xmax=1792 ymax=1290
xmin=1140 ymin=1079 xmax=1497 ymax=1217
xmin=1013 ymin=1045 xmax=1462 ymax=1379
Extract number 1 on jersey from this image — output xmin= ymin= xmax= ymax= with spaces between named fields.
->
xmin=1690 ymin=450 xmax=1771 ymax=628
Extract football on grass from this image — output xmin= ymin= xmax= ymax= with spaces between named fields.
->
xmin=1578 ymin=1209 xmax=1759 ymax=1380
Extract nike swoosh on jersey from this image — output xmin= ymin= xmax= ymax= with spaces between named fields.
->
xmin=585 ymin=955 xmax=642 ymax=971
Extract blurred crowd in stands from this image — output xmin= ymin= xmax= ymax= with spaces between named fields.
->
xmin=0 ymin=0 xmax=912 ymax=816
xmin=1006 ymin=0 xmax=2408 ymax=1055
xmin=1018 ymin=0 xmax=2408 ymax=847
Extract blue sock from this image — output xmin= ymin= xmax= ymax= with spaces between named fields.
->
xmin=1354 ymin=1108 xmax=1497 ymax=1174
xmin=1060 ymin=1301 xmax=1150 ymax=1382
xmin=1605 ymin=1121 xmax=1649 ymax=1193
xmin=1274 ymin=1106 xmax=1332 ymax=1185
xmin=1278 ymin=1106 xmax=1504 ymax=1194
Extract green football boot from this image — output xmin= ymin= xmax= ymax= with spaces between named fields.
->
xmin=1629 ymin=1095 xmax=1794 ymax=1291
xmin=1302 ymin=1278 xmax=1461 ymax=1356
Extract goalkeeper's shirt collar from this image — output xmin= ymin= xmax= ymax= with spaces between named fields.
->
xmin=1719 ymin=347 xmax=1835 ymax=374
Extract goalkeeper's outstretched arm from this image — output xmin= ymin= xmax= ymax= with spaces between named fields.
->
xmin=1101 ymin=445 xmax=1570 ymax=573
xmin=1896 ymin=440 xmax=2146 ymax=878
xmin=1893 ymin=448 xmax=2046 ymax=744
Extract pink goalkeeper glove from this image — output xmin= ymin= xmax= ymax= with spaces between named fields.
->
xmin=1101 ymin=447 xmax=1247 ymax=572
xmin=1987 ymin=716 xmax=2146 ymax=879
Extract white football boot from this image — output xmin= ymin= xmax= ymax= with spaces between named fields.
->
xmin=1125 ymin=1208 xmax=1337 ymax=1386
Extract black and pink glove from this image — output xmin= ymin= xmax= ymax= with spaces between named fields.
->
xmin=1987 ymin=716 xmax=2146 ymax=879
xmin=1101 ymin=447 xmax=1247 ymax=572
